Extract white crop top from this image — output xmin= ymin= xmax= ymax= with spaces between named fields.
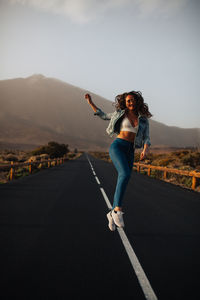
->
xmin=120 ymin=116 xmax=138 ymax=133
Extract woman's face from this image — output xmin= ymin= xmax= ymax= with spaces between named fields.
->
xmin=125 ymin=94 xmax=137 ymax=111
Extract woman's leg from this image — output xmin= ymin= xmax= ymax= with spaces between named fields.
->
xmin=109 ymin=139 xmax=134 ymax=210
xmin=127 ymin=145 xmax=135 ymax=172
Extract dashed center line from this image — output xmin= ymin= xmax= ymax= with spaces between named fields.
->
xmin=85 ymin=153 xmax=158 ymax=300
xmin=95 ymin=176 xmax=100 ymax=185
xmin=100 ymin=187 xmax=112 ymax=210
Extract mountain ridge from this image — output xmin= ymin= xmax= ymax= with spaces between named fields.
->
xmin=0 ymin=74 xmax=199 ymax=151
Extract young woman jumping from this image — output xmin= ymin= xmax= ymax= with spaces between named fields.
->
xmin=85 ymin=91 xmax=152 ymax=231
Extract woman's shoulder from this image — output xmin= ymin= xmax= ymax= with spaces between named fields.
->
xmin=139 ymin=114 xmax=150 ymax=124
xmin=116 ymin=108 xmax=125 ymax=114
xmin=111 ymin=109 xmax=125 ymax=118
xmin=139 ymin=113 xmax=149 ymax=119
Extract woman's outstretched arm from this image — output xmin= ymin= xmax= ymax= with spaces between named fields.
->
xmin=84 ymin=93 xmax=98 ymax=112
xmin=84 ymin=93 xmax=113 ymax=120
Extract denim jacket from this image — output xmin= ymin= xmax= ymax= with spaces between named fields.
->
xmin=94 ymin=108 xmax=151 ymax=149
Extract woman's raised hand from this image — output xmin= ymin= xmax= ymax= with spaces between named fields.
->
xmin=85 ymin=93 xmax=92 ymax=104
xmin=84 ymin=93 xmax=98 ymax=112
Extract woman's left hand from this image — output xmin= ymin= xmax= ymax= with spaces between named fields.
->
xmin=140 ymin=144 xmax=149 ymax=161
xmin=140 ymin=150 xmax=147 ymax=161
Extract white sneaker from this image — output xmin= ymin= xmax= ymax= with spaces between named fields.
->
xmin=111 ymin=210 xmax=125 ymax=228
xmin=106 ymin=211 xmax=116 ymax=231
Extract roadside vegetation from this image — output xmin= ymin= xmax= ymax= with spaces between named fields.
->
xmin=0 ymin=141 xmax=82 ymax=183
xmin=89 ymin=149 xmax=200 ymax=192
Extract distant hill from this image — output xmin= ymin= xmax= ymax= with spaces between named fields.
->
xmin=0 ymin=74 xmax=199 ymax=151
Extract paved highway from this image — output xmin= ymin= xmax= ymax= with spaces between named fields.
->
xmin=0 ymin=153 xmax=200 ymax=299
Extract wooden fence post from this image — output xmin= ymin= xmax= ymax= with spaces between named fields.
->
xmin=48 ymin=160 xmax=51 ymax=168
xmin=148 ymin=167 xmax=151 ymax=176
xmin=29 ymin=161 xmax=32 ymax=174
xmin=10 ymin=161 xmax=14 ymax=180
xmin=137 ymin=165 xmax=140 ymax=172
xmin=163 ymin=170 xmax=167 ymax=180
xmin=192 ymin=175 xmax=197 ymax=191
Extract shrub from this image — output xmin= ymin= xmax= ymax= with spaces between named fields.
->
xmin=5 ymin=154 xmax=18 ymax=162
xmin=31 ymin=141 xmax=69 ymax=158
xmin=156 ymin=158 xmax=175 ymax=166
xmin=39 ymin=154 xmax=49 ymax=160
xmin=134 ymin=152 xmax=140 ymax=162
xmin=180 ymin=152 xmax=200 ymax=168
xmin=28 ymin=156 xmax=41 ymax=162
xmin=0 ymin=155 xmax=5 ymax=162
xmin=172 ymin=150 xmax=189 ymax=157
xmin=68 ymin=153 xmax=76 ymax=159
xmin=18 ymin=156 xmax=28 ymax=162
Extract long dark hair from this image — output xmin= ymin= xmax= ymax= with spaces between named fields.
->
xmin=114 ymin=91 xmax=152 ymax=118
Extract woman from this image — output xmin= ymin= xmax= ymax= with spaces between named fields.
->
xmin=85 ymin=91 xmax=152 ymax=231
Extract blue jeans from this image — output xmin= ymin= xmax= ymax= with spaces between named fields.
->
xmin=109 ymin=138 xmax=135 ymax=209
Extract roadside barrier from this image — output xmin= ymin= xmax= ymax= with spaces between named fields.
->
xmin=0 ymin=157 xmax=67 ymax=181
xmin=133 ymin=162 xmax=200 ymax=191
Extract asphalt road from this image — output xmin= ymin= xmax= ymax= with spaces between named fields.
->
xmin=0 ymin=153 xmax=200 ymax=300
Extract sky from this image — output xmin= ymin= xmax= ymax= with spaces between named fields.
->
xmin=0 ymin=0 xmax=200 ymax=128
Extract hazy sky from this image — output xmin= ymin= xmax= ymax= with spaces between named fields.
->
xmin=0 ymin=0 xmax=199 ymax=128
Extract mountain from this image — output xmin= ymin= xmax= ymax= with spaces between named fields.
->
xmin=0 ymin=74 xmax=199 ymax=151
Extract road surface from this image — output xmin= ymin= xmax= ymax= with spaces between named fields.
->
xmin=0 ymin=153 xmax=200 ymax=299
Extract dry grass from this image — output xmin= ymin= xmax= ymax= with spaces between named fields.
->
xmin=0 ymin=149 xmax=82 ymax=184
xmin=89 ymin=149 xmax=200 ymax=192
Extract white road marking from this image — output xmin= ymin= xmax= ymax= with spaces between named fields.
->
xmin=117 ymin=228 xmax=158 ymax=300
xmin=85 ymin=153 xmax=158 ymax=300
xmin=100 ymin=188 xmax=112 ymax=210
xmin=95 ymin=176 xmax=101 ymax=185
